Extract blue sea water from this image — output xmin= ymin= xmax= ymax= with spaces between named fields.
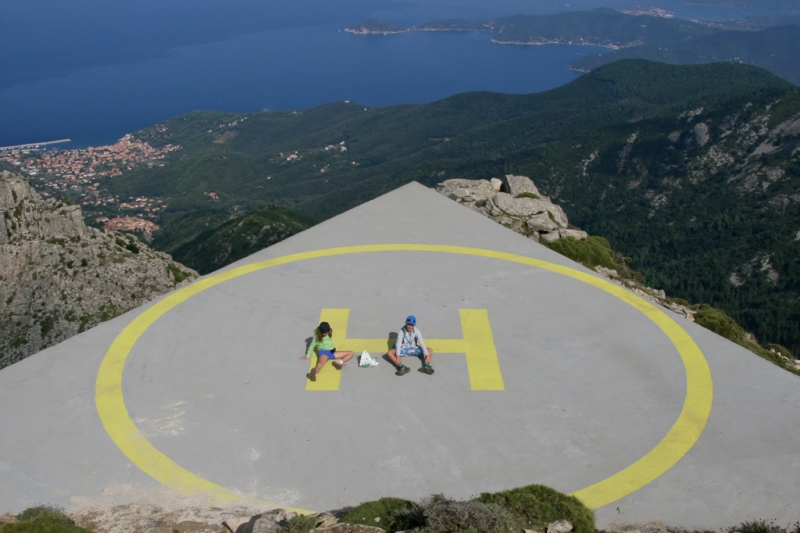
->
xmin=0 ymin=0 xmax=788 ymax=148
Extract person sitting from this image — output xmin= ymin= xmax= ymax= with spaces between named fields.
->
xmin=303 ymin=321 xmax=354 ymax=381
xmin=386 ymin=315 xmax=434 ymax=376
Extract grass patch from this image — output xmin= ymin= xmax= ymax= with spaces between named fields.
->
xmin=544 ymin=236 xmax=616 ymax=271
xmin=515 ymin=192 xmax=540 ymax=199
xmin=167 ymin=263 xmax=190 ymax=284
xmin=693 ymin=304 xmax=745 ymax=343
xmin=340 ymin=497 xmax=415 ymax=532
xmin=477 ymin=484 xmax=595 ymax=533
xmin=285 ymin=514 xmax=318 ymax=533
xmin=727 ymin=520 xmax=800 ymax=533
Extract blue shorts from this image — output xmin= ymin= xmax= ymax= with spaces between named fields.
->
xmin=398 ymin=346 xmax=423 ymax=357
xmin=318 ymin=349 xmax=336 ymax=359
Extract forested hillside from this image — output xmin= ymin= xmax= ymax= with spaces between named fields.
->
xmin=104 ymin=60 xmax=800 ymax=354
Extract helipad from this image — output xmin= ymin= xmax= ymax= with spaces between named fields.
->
xmin=1 ymin=183 xmax=798 ymax=528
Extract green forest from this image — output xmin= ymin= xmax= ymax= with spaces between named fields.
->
xmin=105 ymin=60 xmax=800 ymax=355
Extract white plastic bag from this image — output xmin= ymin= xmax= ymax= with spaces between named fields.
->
xmin=359 ymin=350 xmax=379 ymax=367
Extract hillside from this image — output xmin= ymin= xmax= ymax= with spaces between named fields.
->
xmin=167 ymin=206 xmax=315 ymax=274
xmin=573 ymin=24 xmax=800 ymax=85
xmin=0 ymin=172 xmax=197 ymax=368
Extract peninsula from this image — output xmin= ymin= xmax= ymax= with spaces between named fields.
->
xmin=345 ymin=8 xmax=800 ymax=84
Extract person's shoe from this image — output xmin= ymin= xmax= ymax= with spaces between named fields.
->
xmin=422 ymin=364 xmax=434 ymax=375
xmin=307 ymin=369 xmax=317 ymax=381
xmin=332 ymin=360 xmax=343 ymax=370
xmin=396 ymin=365 xmax=410 ymax=376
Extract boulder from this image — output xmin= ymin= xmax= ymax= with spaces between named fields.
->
xmin=558 ymin=228 xmax=588 ymax=240
xmin=314 ymin=512 xmax=339 ymax=529
xmin=526 ymin=213 xmax=559 ymax=233
xmin=505 ymin=174 xmax=540 ymax=197
xmin=547 ymin=520 xmax=573 ymax=533
xmin=492 ymin=193 xmax=549 ymax=217
xmin=490 ymin=177 xmax=503 ymax=192
xmin=539 ymin=231 xmax=561 ymax=243
xmin=252 ymin=509 xmax=298 ymax=533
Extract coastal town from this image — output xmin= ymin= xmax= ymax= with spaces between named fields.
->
xmin=0 ymin=134 xmax=180 ymax=239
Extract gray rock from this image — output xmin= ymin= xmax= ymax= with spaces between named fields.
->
xmin=448 ymin=188 xmax=471 ymax=200
xmin=252 ymin=509 xmax=297 ymax=533
xmin=490 ymin=177 xmax=503 ymax=192
xmin=539 ymin=231 xmax=561 ymax=243
xmin=547 ymin=520 xmax=573 ymax=533
xmin=694 ymin=122 xmax=710 ymax=147
xmin=526 ymin=213 xmax=558 ymax=233
xmin=314 ymin=512 xmax=338 ymax=529
xmin=492 ymin=193 xmax=548 ymax=217
xmin=0 ymin=171 xmax=198 ymax=369
xmin=505 ymin=174 xmax=540 ymax=197
xmin=558 ymin=228 xmax=588 ymax=240
xmin=595 ymin=266 xmax=619 ymax=278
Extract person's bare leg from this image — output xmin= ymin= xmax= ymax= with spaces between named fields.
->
xmin=425 ymin=348 xmax=433 ymax=365
xmin=308 ymin=354 xmax=330 ymax=381
xmin=332 ymin=351 xmax=354 ymax=369
xmin=386 ymin=348 xmax=401 ymax=367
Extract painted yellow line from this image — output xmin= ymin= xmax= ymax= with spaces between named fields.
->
xmin=306 ymin=308 xmax=503 ymax=391
xmin=95 ymin=244 xmax=712 ymax=511
xmin=306 ymin=309 xmax=349 ymax=391
xmin=460 ymin=309 xmax=504 ymax=391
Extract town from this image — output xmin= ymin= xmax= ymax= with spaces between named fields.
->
xmin=0 ymin=134 xmax=181 ymax=239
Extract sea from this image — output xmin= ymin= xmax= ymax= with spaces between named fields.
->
xmin=0 ymin=0 xmax=788 ymax=148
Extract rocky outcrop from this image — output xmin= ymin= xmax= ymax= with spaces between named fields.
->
xmin=437 ymin=175 xmax=698 ymax=321
xmin=436 ymin=175 xmax=587 ymax=243
xmin=0 ymin=172 xmax=198 ymax=369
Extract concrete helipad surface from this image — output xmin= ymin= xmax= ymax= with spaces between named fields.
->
xmin=1 ymin=182 xmax=799 ymax=528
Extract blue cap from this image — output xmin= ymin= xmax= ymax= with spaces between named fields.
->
xmin=405 ymin=315 xmax=416 ymax=325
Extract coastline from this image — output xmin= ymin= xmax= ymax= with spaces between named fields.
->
xmin=492 ymin=38 xmax=622 ymax=50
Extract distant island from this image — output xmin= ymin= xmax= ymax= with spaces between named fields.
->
xmin=344 ymin=19 xmax=404 ymax=35
xmin=345 ymin=8 xmax=800 ymax=85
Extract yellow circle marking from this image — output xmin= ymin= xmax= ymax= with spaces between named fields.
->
xmin=96 ymin=244 xmax=713 ymax=512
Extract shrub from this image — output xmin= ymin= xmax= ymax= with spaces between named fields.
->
xmin=766 ymin=344 xmax=795 ymax=361
xmin=2 ymin=506 xmax=92 ymax=533
xmin=16 ymin=506 xmax=73 ymax=525
xmin=477 ymin=484 xmax=595 ymax=533
xmin=339 ymin=497 xmax=415 ymax=532
xmin=0 ymin=515 xmax=92 ymax=532
xmin=692 ymin=304 xmax=746 ymax=343
xmin=421 ymin=497 xmax=516 ymax=533
xmin=727 ymin=520 xmax=786 ymax=533
xmin=285 ymin=514 xmax=318 ymax=533
xmin=544 ymin=236 xmax=616 ymax=271
xmin=515 ymin=192 xmax=540 ymax=199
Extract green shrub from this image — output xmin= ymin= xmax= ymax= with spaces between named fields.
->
xmin=285 ymin=514 xmax=318 ymax=533
xmin=727 ymin=520 xmax=786 ymax=533
xmin=340 ymin=497 xmax=415 ymax=532
xmin=544 ymin=236 xmax=616 ymax=271
xmin=0 ymin=515 xmax=92 ymax=532
xmin=167 ymin=263 xmax=189 ymax=284
xmin=692 ymin=304 xmax=746 ymax=344
xmin=766 ymin=344 xmax=795 ymax=361
xmin=16 ymin=506 xmax=72 ymax=525
xmin=515 ymin=192 xmax=540 ymax=199
xmin=422 ymin=497 xmax=516 ymax=533
xmin=477 ymin=484 xmax=595 ymax=533
xmin=3 ymin=506 xmax=91 ymax=533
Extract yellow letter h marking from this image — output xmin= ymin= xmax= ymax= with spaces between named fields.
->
xmin=307 ymin=309 xmax=504 ymax=391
